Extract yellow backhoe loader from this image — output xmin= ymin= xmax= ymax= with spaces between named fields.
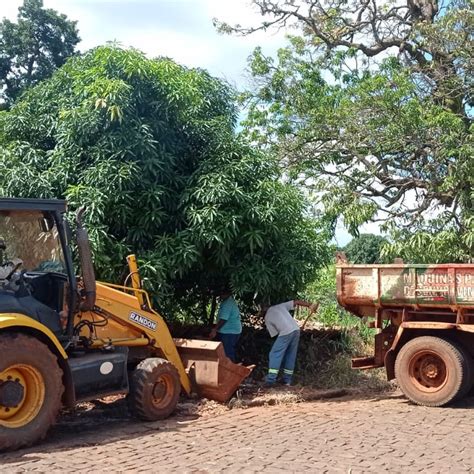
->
xmin=0 ymin=198 xmax=252 ymax=451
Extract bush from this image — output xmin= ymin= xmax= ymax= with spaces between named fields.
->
xmin=301 ymin=264 xmax=374 ymax=347
xmin=172 ymin=319 xmax=388 ymax=389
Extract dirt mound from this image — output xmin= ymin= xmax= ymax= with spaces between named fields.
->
xmin=58 ymin=383 xmax=356 ymax=432
xmin=171 ymin=322 xmax=349 ymax=385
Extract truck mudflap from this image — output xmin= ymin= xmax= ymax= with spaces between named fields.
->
xmin=174 ymin=339 xmax=254 ymax=403
xmin=352 ymin=330 xmax=396 ymax=370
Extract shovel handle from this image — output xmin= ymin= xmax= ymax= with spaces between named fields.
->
xmin=301 ymin=303 xmax=319 ymax=330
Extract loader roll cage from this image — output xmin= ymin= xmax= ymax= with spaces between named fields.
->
xmin=0 ymin=198 xmax=77 ymax=342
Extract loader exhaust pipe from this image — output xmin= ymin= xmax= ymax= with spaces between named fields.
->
xmin=76 ymin=207 xmax=96 ymax=311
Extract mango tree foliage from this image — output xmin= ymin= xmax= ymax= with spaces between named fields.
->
xmin=0 ymin=46 xmax=330 ymax=320
xmin=218 ymin=0 xmax=474 ymax=262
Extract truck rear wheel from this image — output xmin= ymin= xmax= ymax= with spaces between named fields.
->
xmin=456 ymin=344 xmax=474 ymax=400
xmin=0 ymin=333 xmax=63 ymax=451
xmin=395 ymin=336 xmax=468 ymax=407
xmin=128 ymin=358 xmax=180 ymax=421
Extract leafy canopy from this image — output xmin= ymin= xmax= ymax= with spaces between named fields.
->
xmin=343 ymin=234 xmax=389 ymax=264
xmin=0 ymin=46 xmax=331 ymax=320
xmin=0 ymin=0 xmax=80 ymax=108
xmin=217 ymin=0 xmax=474 ymax=262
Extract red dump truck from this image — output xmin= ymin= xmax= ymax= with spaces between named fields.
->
xmin=336 ymin=254 xmax=474 ymax=407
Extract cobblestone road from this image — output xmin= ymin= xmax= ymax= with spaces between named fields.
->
xmin=2 ymin=391 xmax=474 ymax=473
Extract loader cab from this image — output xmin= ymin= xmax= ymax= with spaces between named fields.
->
xmin=0 ymin=198 xmax=76 ymax=339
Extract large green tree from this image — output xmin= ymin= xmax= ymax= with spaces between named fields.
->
xmin=343 ymin=234 xmax=388 ymax=264
xmin=217 ymin=0 xmax=473 ymax=262
xmin=0 ymin=46 xmax=330 ymax=321
xmin=0 ymin=0 xmax=80 ymax=108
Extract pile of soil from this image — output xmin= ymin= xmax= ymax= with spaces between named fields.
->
xmin=59 ymin=383 xmax=354 ymax=430
xmin=171 ymin=322 xmax=350 ymax=385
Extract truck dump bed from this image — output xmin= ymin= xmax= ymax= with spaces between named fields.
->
xmin=337 ymin=260 xmax=474 ymax=318
xmin=336 ymin=256 xmax=474 ymax=407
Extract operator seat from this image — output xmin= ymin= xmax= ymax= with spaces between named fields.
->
xmin=0 ymin=289 xmax=62 ymax=336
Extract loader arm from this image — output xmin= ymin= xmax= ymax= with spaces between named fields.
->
xmin=76 ymin=255 xmax=253 ymax=403
xmin=93 ymin=282 xmax=192 ymax=395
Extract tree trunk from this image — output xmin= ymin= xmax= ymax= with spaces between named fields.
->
xmin=209 ymin=295 xmax=217 ymax=325
xmin=201 ymin=294 xmax=208 ymax=324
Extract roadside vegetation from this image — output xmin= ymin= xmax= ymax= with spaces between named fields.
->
xmin=298 ymin=264 xmax=388 ymax=390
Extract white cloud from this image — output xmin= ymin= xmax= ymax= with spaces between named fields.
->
xmin=0 ymin=0 xmax=286 ymax=88
xmin=0 ymin=1 xmax=23 ymax=19
xmin=119 ymin=27 xmax=221 ymax=67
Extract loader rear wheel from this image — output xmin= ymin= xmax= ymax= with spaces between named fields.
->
xmin=128 ymin=358 xmax=180 ymax=421
xmin=395 ymin=336 xmax=467 ymax=407
xmin=0 ymin=333 xmax=63 ymax=451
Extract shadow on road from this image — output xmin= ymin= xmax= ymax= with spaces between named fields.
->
xmin=0 ymin=397 xmax=194 ymax=465
xmin=335 ymin=389 xmax=474 ymax=410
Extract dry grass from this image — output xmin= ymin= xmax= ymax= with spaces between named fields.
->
xmin=312 ymin=353 xmax=391 ymax=392
xmin=63 ymin=380 xmax=394 ymax=426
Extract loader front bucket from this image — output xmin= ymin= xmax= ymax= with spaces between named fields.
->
xmin=173 ymin=339 xmax=254 ymax=403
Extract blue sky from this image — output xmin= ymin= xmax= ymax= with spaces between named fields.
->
xmin=1 ymin=0 xmax=375 ymax=245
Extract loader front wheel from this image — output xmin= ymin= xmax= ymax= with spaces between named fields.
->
xmin=395 ymin=336 xmax=467 ymax=407
xmin=128 ymin=358 xmax=180 ymax=421
xmin=0 ymin=333 xmax=63 ymax=451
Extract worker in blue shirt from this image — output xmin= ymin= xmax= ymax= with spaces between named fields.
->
xmin=209 ymin=289 xmax=242 ymax=362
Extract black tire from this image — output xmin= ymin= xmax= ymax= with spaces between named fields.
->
xmin=395 ymin=336 xmax=468 ymax=407
xmin=0 ymin=333 xmax=63 ymax=451
xmin=128 ymin=358 xmax=180 ymax=421
xmin=455 ymin=343 xmax=474 ymax=401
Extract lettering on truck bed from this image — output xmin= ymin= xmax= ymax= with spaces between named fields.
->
xmin=402 ymin=271 xmax=474 ymax=301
